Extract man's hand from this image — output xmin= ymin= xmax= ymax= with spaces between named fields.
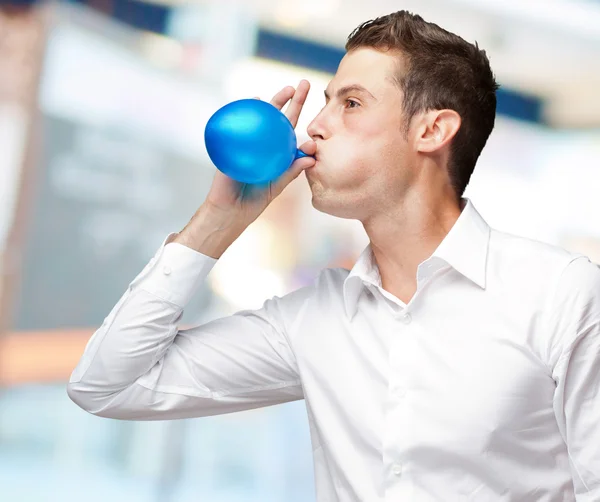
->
xmin=174 ymin=80 xmax=316 ymax=258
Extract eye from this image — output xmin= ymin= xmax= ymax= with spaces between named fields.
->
xmin=345 ymin=99 xmax=360 ymax=109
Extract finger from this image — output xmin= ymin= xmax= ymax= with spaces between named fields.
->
xmin=284 ymin=80 xmax=310 ymax=128
xmin=270 ymin=86 xmax=295 ymax=110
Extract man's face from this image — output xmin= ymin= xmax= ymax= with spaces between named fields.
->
xmin=305 ymin=47 xmax=414 ymax=220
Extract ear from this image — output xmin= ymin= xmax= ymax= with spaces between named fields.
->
xmin=415 ymin=109 xmax=461 ymax=154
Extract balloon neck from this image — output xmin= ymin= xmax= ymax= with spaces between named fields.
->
xmin=295 ymin=148 xmax=314 ymax=160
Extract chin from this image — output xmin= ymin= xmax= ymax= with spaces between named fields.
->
xmin=310 ymin=193 xmax=361 ymax=220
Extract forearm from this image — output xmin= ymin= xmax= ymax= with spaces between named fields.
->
xmin=174 ymin=203 xmax=248 ymax=259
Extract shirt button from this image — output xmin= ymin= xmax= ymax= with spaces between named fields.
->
xmin=395 ymin=386 xmax=407 ymax=398
xmin=163 ymin=266 xmax=172 ymax=275
xmin=392 ymin=463 xmax=403 ymax=476
xmin=399 ymin=312 xmax=412 ymax=324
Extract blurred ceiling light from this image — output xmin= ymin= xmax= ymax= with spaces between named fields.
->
xmin=274 ymin=0 xmax=341 ymax=28
xmin=304 ymin=0 xmax=342 ymax=18
xmin=274 ymin=1 xmax=308 ymax=29
xmin=455 ymin=0 xmax=600 ymax=41
xmin=133 ymin=0 xmax=200 ymax=5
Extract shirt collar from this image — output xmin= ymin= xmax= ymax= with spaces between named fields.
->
xmin=342 ymin=198 xmax=490 ymax=320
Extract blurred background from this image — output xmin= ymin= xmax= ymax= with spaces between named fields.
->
xmin=0 ymin=0 xmax=599 ymax=500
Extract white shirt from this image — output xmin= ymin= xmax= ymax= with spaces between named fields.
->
xmin=68 ymin=199 xmax=600 ymax=502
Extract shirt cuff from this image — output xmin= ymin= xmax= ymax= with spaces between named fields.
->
xmin=135 ymin=234 xmax=218 ymax=307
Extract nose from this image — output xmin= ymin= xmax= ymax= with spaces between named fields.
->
xmin=307 ymin=109 xmax=328 ymax=141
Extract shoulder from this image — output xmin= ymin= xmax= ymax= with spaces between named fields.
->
xmin=489 ymin=229 xmax=579 ymax=271
xmin=483 ymin=230 xmax=599 ymax=364
xmin=553 ymin=255 xmax=600 ymax=308
xmin=487 ymin=230 xmax=588 ymax=294
xmin=542 ymin=252 xmax=600 ymax=361
xmin=560 ymin=253 xmax=600 ymax=284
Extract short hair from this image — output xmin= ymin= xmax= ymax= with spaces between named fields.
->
xmin=346 ymin=10 xmax=499 ymax=198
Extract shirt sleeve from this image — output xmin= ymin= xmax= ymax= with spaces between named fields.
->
xmin=550 ymin=257 xmax=600 ymax=500
xmin=67 ymin=235 xmax=305 ymax=421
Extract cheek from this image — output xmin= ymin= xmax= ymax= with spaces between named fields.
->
xmin=346 ymin=115 xmax=402 ymax=154
xmin=317 ymin=115 xmax=406 ymax=184
xmin=323 ymin=139 xmax=377 ymax=182
xmin=331 ymin=131 xmax=398 ymax=175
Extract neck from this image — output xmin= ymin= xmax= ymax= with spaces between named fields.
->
xmin=362 ymin=185 xmax=463 ymax=304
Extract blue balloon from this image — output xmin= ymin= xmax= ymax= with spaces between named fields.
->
xmin=204 ymin=98 xmax=312 ymax=184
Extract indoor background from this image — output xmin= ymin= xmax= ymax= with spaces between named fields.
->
xmin=0 ymin=0 xmax=599 ymax=500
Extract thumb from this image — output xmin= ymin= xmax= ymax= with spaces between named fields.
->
xmin=287 ymin=139 xmax=317 ymax=179
xmin=271 ymin=140 xmax=317 ymax=192
xmin=298 ymin=139 xmax=317 ymax=157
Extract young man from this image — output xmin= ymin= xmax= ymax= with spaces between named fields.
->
xmin=68 ymin=11 xmax=600 ymax=501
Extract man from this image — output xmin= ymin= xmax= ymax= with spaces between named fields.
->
xmin=68 ymin=11 xmax=600 ymax=501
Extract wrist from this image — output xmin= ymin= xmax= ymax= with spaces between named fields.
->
xmin=174 ymin=204 xmax=247 ymax=259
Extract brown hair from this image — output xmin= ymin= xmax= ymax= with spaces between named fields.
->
xmin=346 ymin=11 xmax=499 ymax=199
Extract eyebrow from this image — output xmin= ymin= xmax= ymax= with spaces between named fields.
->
xmin=324 ymin=84 xmax=376 ymax=101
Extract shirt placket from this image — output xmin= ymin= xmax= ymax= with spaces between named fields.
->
xmin=382 ymin=299 xmax=418 ymax=501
